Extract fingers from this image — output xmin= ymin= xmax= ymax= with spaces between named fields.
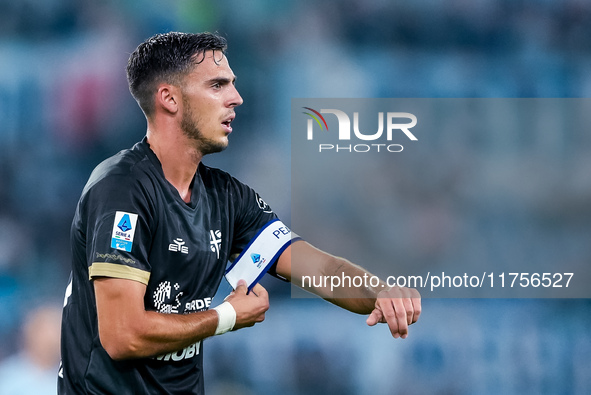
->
xmin=410 ymin=288 xmax=421 ymax=324
xmin=227 ymin=280 xmax=270 ymax=330
xmin=371 ymin=287 xmax=421 ymax=339
xmin=400 ymin=287 xmax=419 ymax=325
xmin=250 ymin=283 xmax=268 ymax=299
xmin=366 ymin=308 xmax=382 ymax=326
xmin=234 ymin=279 xmax=248 ymax=294
xmin=391 ymin=297 xmax=409 ymax=338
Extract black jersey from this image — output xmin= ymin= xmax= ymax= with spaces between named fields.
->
xmin=59 ymin=138 xmax=277 ymax=394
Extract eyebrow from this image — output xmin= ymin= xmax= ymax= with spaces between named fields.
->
xmin=206 ymin=76 xmax=237 ymax=85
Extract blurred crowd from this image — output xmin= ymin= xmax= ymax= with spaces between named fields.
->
xmin=1 ymin=0 xmax=591 ymax=393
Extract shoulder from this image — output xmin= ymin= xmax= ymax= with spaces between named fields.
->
xmin=198 ymin=164 xmax=265 ymax=202
xmin=199 ymin=164 xmax=274 ymax=215
xmin=78 ymin=141 xmax=160 ymax=213
xmin=84 ymin=142 xmax=151 ymax=192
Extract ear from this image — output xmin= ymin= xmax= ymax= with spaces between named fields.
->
xmin=155 ymin=84 xmax=179 ymax=115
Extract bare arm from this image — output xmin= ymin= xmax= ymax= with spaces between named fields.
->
xmin=277 ymin=241 xmax=379 ymax=313
xmin=94 ymin=277 xmax=268 ymax=360
xmin=276 ymin=240 xmax=421 ymax=338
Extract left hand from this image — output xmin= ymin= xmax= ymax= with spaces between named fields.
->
xmin=366 ymin=286 xmax=421 ymax=339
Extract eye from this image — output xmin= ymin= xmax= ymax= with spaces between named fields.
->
xmin=212 ymin=82 xmax=221 ymax=89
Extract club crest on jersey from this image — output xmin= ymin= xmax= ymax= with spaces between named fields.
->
xmin=209 ymin=230 xmax=222 ymax=259
xmin=111 ymin=211 xmax=138 ymax=252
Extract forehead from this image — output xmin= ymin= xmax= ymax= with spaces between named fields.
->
xmin=187 ymin=50 xmax=235 ymax=80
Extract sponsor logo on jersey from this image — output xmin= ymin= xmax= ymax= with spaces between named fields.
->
xmin=155 ymin=341 xmax=200 ymax=361
xmin=209 ymin=230 xmax=222 ymax=259
xmin=153 ymin=281 xmax=183 ymax=314
xmin=185 ymin=297 xmax=212 ymax=312
xmin=111 ymin=211 xmax=138 ymax=252
xmin=168 ymin=238 xmax=189 ymax=254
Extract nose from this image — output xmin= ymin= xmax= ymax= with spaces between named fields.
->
xmin=227 ymin=84 xmax=243 ymax=108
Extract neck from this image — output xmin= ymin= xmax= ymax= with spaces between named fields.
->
xmin=146 ymin=126 xmax=201 ymax=203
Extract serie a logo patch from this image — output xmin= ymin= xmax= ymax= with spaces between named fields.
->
xmin=111 ymin=211 xmax=139 ymax=252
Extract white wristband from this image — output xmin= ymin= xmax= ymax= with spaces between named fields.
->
xmin=213 ymin=301 xmax=236 ymax=335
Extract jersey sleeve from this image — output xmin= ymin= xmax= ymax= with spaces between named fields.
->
xmin=229 ymin=179 xmax=279 ymax=256
xmin=83 ymin=173 xmax=155 ymax=285
xmin=229 ymin=181 xmax=293 ymax=281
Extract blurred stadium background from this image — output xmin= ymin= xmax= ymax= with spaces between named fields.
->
xmin=1 ymin=0 xmax=591 ymax=394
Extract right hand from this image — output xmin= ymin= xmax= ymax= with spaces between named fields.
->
xmin=225 ymin=279 xmax=269 ymax=330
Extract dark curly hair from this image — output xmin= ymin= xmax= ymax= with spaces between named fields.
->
xmin=126 ymin=32 xmax=228 ymax=117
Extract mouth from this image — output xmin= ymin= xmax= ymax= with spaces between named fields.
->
xmin=221 ymin=114 xmax=235 ymax=133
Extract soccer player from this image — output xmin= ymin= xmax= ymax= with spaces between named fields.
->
xmin=58 ymin=32 xmax=421 ymax=394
